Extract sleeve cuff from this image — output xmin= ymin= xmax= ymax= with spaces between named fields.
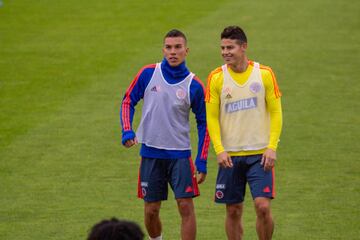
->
xmin=267 ymin=139 xmax=280 ymax=151
xmin=214 ymin=144 xmax=225 ymax=155
xmin=195 ymin=160 xmax=207 ymax=174
xmin=267 ymin=145 xmax=277 ymax=151
xmin=121 ymin=130 xmax=136 ymax=145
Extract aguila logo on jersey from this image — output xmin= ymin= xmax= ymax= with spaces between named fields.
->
xmin=226 ymin=97 xmax=257 ymax=113
xmin=249 ymin=82 xmax=262 ymax=94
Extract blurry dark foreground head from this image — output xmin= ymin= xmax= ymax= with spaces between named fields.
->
xmin=88 ymin=217 xmax=144 ymax=240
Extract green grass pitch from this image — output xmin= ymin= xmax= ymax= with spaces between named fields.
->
xmin=0 ymin=0 xmax=359 ymax=239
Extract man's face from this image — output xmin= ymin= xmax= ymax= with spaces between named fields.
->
xmin=221 ymin=38 xmax=247 ymax=66
xmin=163 ymin=37 xmax=189 ymax=67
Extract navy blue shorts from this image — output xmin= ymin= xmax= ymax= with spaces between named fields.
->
xmin=214 ymin=154 xmax=275 ymax=204
xmin=138 ymin=157 xmax=199 ymax=202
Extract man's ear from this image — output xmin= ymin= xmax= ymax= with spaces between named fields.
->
xmin=242 ymin=42 xmax=248 ymax=51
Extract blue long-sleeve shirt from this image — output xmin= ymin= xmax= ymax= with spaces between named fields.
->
xmin=120 ymin=58 xmax=209 ymax=173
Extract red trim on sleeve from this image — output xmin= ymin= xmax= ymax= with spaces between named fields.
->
xmin=201 ymin=128 xmax=210 ymax=160
xmin=122 ymin=64 xmax=156 ymax=131
xmin=192 ymin=76 xmax=210 ymax=160
xmin=259 ymin=65 xmax=282 ymax=98
xmin=192 ymin=76 xmax=205 ymax=91
xmin=205 ymin=67 xmax=222 ymax=102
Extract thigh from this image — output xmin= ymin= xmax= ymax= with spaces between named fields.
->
xmin=246 ymin=155 xmax=275 ymax=199
xmin=215 ymin=156 xmax=247 ymax=204
xmin=168 ymin=157 xmax=199 ymax=199
xmin=138 ymin=157 xmax=168 ymax=202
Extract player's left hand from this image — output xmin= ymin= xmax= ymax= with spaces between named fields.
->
xmin=197 ymin=172 xmax=207 ymax=184
xmin=261 ymin=148 xmax=277 ymax=171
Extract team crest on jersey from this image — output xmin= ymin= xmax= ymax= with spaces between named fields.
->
xmin=215 ymin=190 xmax=224 ymax=199
xmin=223 ymin=86 xmax=232 ymax=94
xmin=249 ymin=82 xmax=262 ymax=94
xmin=176 ymin=89 xmax=186 ymax=100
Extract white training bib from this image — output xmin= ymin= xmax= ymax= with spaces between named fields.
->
xmin=136 ymin=62 xmax=194 ymax=150
xmin=219 ymin=62 xmax=270 ymax=151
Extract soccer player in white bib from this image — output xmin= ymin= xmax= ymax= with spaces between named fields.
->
xmin=120 ymin=29 xmax=209 ymax=240
xmin=206 ymin=26 xmax=283 ymax=240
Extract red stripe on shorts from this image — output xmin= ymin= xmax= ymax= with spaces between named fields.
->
xmin=272 ymin=167 xmax=276 ymax=198
xmin=137 ymin=158 xmax=143 ymax=199
xmin=188 ymin=157 xmax=200 ymax=196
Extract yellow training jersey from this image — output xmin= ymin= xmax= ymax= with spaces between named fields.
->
xmin=205 ymin=61 xmax=282 ymax=156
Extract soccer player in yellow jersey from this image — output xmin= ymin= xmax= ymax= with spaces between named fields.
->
xmin=205 ymin=26 xmax=283 ymax=240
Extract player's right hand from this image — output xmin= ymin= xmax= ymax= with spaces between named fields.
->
xmin=217 ymin=151 xmax=233 ymax=168
xmin=197 ymin=172 xmax=207 ymax=184
xmin=124 ymin=138 xmax=138 ymax=148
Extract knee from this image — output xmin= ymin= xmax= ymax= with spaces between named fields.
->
xmin=177 ymin=199 xmax=194 ymax=217
xmin=226 ymin=204 xmax=242 ymax=219
xmin=255 ymin=201 xmax=271 ymax=217
xmin=145 ymin=204 xmax=160 ymax=219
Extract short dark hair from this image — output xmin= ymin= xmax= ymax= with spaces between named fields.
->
xmin=221 ymin=26 xmax=247 ymax=44
xmin=164 ymin=29 xmax=187 ymax=43
xmin=87 ymin=218 xmax=144 ymax=240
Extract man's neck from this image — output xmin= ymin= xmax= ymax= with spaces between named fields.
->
xmin=161 ymin=58 xmax=189 ymax=83
xmin=229 ymin=57 xmax=249 ymax=73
